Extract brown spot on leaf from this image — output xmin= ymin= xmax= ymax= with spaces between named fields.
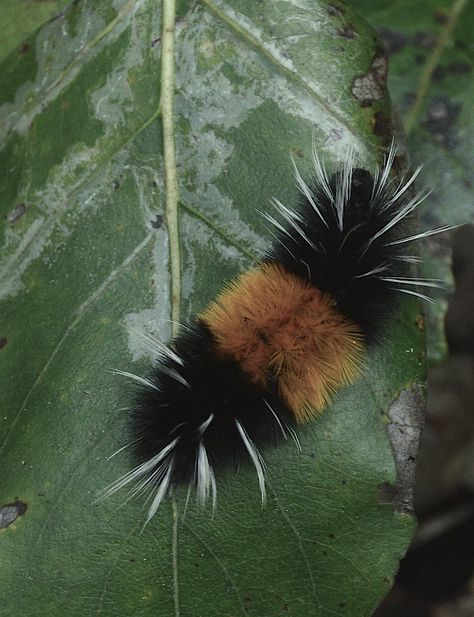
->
xmin=0 ymin=501 xmax=28 ymax=529
xmin=0 ymin=337 xmax=7 ymax=350
xmin=336 ymin=25 xmax=355 ymax=39
xmin=292 ymin=147 xmax=304 ymax=159
xmin=352 ymin=53 xmax=388 ymax=107
xmin=416 ymin=314 xmax=426 ymax=331
xmin=7 ymin=203 xmax=26 ymax=223
xmin=372 ymin=110 xmax=393 ymax=140
xmin=151 ymin=215 xmax=164 ymax=229
xmin=327 ymin=5 xmax=344 ymax=17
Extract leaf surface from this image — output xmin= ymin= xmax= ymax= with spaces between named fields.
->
xmin=0 ymin=1 xmax=425 ymax=615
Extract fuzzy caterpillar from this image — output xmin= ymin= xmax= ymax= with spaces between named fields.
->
xmin=100 ymin=142 xmax=454 ymax=523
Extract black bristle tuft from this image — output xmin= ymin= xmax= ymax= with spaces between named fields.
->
xmin=268 ymin=166 xmax=413 ymax=342
xmin=128 ymin=323 xmax=294 ymax=486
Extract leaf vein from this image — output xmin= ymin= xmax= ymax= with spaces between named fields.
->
xmin=161 ymin=0 xmax=181 ymax=337
xmin=271 ymin=486 xmax=322 ymax=612
xmin=183 ymin=521 xmax=249 ymax=616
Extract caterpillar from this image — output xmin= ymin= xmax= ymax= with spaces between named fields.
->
xmin=100 ymin=141 xmax=454 ymax=523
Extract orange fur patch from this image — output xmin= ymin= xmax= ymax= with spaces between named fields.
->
xmin=200 ymin=263 xmax=365 ymax=423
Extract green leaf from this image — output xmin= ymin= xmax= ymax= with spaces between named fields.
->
xmin=1 ymin=1 xmax=426 ymax=615
xmin=0 ymin=0 xmax=71 ymax=62
xmin=344 ymin=0 xmax=474 ymax=362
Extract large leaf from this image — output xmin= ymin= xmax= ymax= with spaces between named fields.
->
xmin=1 ymin=1 xmax=426 ymax=615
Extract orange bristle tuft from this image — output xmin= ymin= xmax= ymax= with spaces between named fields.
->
xmin=200 ymin=263 xmax=365 ymax=424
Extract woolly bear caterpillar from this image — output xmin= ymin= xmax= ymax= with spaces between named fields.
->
xmin=99 ymin=141 xmax=455 ymax=524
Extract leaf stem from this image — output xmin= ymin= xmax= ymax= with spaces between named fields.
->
xmin=162 ymin=5 xmax=181 ymax=614
xmin=161 ymin=0 xmax=181 ymax=336
xmin=171 ymin=491 xmax=181 ymax=617
xmin=404 ymin=0 xmax=469 ymax=136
